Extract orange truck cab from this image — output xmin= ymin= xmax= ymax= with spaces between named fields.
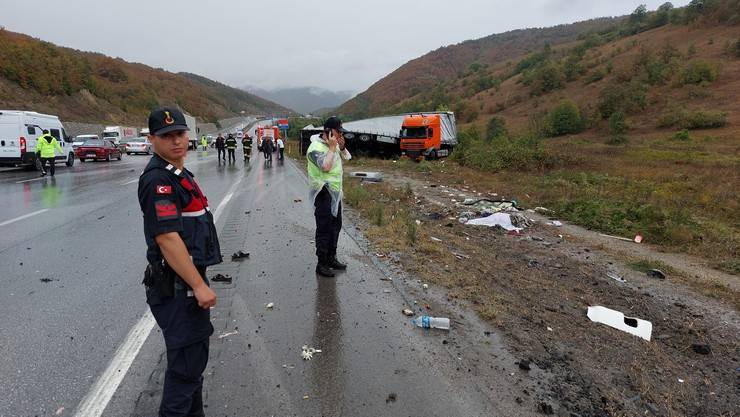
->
xmin=257 ymin=126 xmax=280 ymax=147
xmin=399 ymin=112 xmax=457 ymax=160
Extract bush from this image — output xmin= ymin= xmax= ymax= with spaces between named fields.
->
xmin=673 ymin=129 xmax=691 ymax=141
xmin=658 ymin=108 xmax=727 ymax=129
xmin=598 ymin=81 xmax=647 ymax=118
xmin=451 ymin=129 xmax=548 ymax=172
xmin=681 ymin=60 xmax=719 ymax=85
xmin=608 ymin=112 xmax=628 ymax=135
xmin=735 ymin=38 xmax=740 ymax=58
xmin=486 ymin=116 xmax=508 ymax=141
xmin=547 ymin=99 xmax=583 ymax=136
xmin=523 ymin=62 xmax=565 ymax=95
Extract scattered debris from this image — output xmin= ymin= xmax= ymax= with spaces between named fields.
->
xmin=599 ymin=233 xmax=644 ymax=243
xmin=211 ymin=274 xmax=232 ymax=283
xmin=518 ymin=360 xmax=532 ymax=371
xmin=411 ymin=315 xmax=451 ymax=330
xmin=301 ymin=345 xmax=322 ymax=360
xmin=415 ymin=219 xmax=422 ymax=225
xmin=587 ymin=306 xmax=652 ymax=341
xmin=548 ymin=220 xmax=563 ymax=227
xmin=218 ymin=330 xmax=238 ymax=339
xmin=303 ymin=395 xmax=309 ymax=400
xmin=546 ymin=327 xmax=553 ymax=332
xmin=97 ymin=216 xmax=105 ymax=220
xmin=231 ymin=250 xmax=250 ymax=261
xmin=430 ymin=236 xmax=443 ymax=242
xmin=383 ymin=289 xmax=391 ymax=294
xmin=646 ymin=269 xmax=666 ymax=280
xmin=452 ymin=251 xmax=470 ymax=260
xmin=538 ymin=402 xmax=554 ymax=415
xmin=40 ymin=277 xmax=56 ymax=283
xmin=266 ymin=302 xmax=274 ymax=309
xmin=606 ymin=272 xmax=627 ymax=283
xmin=55 ymin=407 xmax=64 ymax=416
xmin=678 ymin=378 xmax=685 ymax=383
xmin=466 ymin=213 xmax=523 ymax=231
xmin=293 ymin=198 xmax=302 ymax=203
xmin=422 ymin=283 xmax=429 ymax=290
xmin=349 ymin=171 xmax=383 ymax=182
xmin=386 ymin=393 xmax=397 ymax=403
xmin=691 ymin=344 xmax=711 ymax=355
xmin=402 ymin=308 xmax=414 ymax=316
xmin=534 ymin=206 xmax=552 ymax=214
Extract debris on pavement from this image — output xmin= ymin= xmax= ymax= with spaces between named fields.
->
xmin=301 ymin=345 xmax=322 ymax=360
xmin=402 ymin=308 xmax=414 ymax=316
xmin=218 ymin=330 xmax=238 ymax=339
xmin=430 ymin=236 xmax=443 ymax=242
xmin=691 ymin=344 xmax=711 ymax=355
xmin=518 ymin=359 xmax=532 ymax=371
xmin=265 ymin=302 xmax=274 ymax=309
xmin=303 ymin=395 xmax=309 ymax=400
xmin=293 ymin=198 xmax=302 ymax=203
xmin=646 ymin=269 xmax=666 ymax=280
xmin=211 ymin=273 xmax=232 ymax=283
xmin=55 ymin=406 xmax=64 ymax=416
xmin=411 ymin=315 xmax=451 ymax=330
xmin=422 ymin=283 xmax=429 ymax=289
xmin=231 ymin=250 xmax=250 ymax=261
xmin=40 ymin=277 xmax=57 ymax=283
xmin=587 ymin=306 xmax=652 ymax=341
xmin=452 ymin=251 xmax=470 ymax=259
xmin=547 ymin=220 xmax=563 ymax=227
xmin=606 ymin=272 xmax=627 ymax=283
xmin=386 ymin=393 xmax=397 ymax=403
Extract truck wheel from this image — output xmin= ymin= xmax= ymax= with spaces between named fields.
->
xmin=429 ymin=149 xmax=438 ymax=160
xmin=66 ymin=153 xmax=75 ymax=167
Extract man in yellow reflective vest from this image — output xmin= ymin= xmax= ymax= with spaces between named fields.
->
xmin=306 ymin=117 xmax=351 ymax=277
xmin=36 ymin=130 xmax=62 ymax=177
xmin=200 ymin=135 xmax=207 ymax=151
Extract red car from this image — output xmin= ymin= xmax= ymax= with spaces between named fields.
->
xmin=76 ymin=139 xmax=122 ymax=162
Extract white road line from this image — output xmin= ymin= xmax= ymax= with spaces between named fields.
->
xmin=15 ymin=177 xmax=46 ymax=184
xmin=73 ymin=175 xmax=243 ymax=417
xmin=119 ymin=178 xmax=138 ymax=185
xmin=0 ymin=209 xmax=50 ymax=227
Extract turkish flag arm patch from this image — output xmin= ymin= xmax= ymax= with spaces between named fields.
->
xmin=155 ymin=199 xmax=179 ymax=220
xmin=156 ymin=185 xmax=172 ymax=194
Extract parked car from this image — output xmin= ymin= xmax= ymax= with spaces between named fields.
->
xmin=123 ymin=137 xmax=151 ymax=155
xmin=76 ymin=139 xmax=122 ymax=162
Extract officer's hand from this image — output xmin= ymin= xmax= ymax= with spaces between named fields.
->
xmin=194 ymin=285 xmax=217 ymax=309
xmin=337 ymin=133 xmax=346 ymax=150
xmin=326 ymin=130 xmax=338 ymax=150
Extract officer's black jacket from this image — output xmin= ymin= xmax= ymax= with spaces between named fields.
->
xmin=138 ymin=154 xmax=222 ymax=267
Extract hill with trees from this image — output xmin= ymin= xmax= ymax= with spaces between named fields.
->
xmin=0 ymin=29 xmax=292 ymax=124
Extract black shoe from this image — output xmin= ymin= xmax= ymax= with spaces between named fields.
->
xmin=316 ymin=263 xmax=336 ymax=277
xmin=40 ymin=172 xmax=46 ymax=177
xmin=329 ymin=257 xmax=347 ymax=270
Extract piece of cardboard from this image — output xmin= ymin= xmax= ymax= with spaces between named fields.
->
xmin=587 ymin=306 xmax=652 ymax=341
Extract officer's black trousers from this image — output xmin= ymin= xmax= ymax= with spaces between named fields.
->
xmin=227 ymin=149 xmax=235 ymax=162
xmin=217 ymin=148 xmax=225 ymax=160
xmin=161 ymin=339 xmax=209 ymax=417
xmin=41 ymin=157 xmax=55 ymax=176
xmin=314 ymin=187 xmax=342 ymax=262
xmin=279 ymin=148 xmax=284 ymax=160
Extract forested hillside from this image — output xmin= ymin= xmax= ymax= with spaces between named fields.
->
xmin=0 ymin=29 xmax=292 ymax=124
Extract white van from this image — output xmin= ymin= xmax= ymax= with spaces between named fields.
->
xmin=0 ymin=110 xmax=75 ymax=169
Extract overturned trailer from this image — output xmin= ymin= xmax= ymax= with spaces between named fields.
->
xmin=300 ymin=115 xmax=406 ymax=156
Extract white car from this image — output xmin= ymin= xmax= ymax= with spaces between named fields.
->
xmin=124 ymin=137 xmax=152 ymax=155
xmin=0 ymin=110 xmax=75 ymax=169
xmin=73 ymin=134 xmax=100 ymax=149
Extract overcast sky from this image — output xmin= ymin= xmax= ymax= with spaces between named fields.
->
xmin=1 ymin=0 xmax=688 ymax=94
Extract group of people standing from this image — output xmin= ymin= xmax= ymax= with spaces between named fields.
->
xmin=209 ymin=133 xmax=253 ymax=163
xmin=257 ymin=135 xmax=285 ymax=164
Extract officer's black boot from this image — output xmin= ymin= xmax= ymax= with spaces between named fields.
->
xmin=328 ymin=255 xmax=347 ymax=270
xmin=316 ymin=256 xmax=335 ymax=277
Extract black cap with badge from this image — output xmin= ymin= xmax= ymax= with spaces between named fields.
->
xmin=148 ymin=107 xmax=190 ymax=136
xmin=323 ymin=116 xmax=347 ymax=133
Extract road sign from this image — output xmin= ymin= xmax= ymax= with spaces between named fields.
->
xmin=277 ymin=118 xmax=289 ymax=129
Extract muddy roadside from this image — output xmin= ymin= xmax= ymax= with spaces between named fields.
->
xmin=338 ymin=162 xmax=739 ymax=417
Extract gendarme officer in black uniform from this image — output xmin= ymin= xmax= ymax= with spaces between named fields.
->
xmin=138 ymin=107 xmax=221 ymax=417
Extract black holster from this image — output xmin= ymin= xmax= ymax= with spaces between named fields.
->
xmin=142 ymin=261 xmax=175 ymax=298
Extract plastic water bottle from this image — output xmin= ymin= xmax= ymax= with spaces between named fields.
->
xmin=411 ymin=316 xmax=450 ymax=330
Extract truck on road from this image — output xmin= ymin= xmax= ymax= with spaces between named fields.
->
xmin=399 ymin=112 xmax=457 ymax=160
xmin=102 ymin=126 xmax=137 ymax=145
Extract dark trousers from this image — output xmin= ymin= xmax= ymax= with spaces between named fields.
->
xmin=40 ymin=157 xmax=55 ymax=176
xmin=314 ymin=187 xmax=342 ymax=262
xmin=227 ymin=148 xmax=235 ymax=162
xmin=217 ymin=148 xmax=225 ymax=160
xmin=160 ymin=339 xmax=209 ymax=417
xmin=243 ymin=148 xmax=251 ymax=161
xmin=278 ymin=148 xmax=284 ymax=160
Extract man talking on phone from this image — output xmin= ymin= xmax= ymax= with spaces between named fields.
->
xmin=306 ymin=117 xmax=351 ymax=277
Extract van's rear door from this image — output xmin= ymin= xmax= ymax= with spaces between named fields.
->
xmin=0 ymin=115 xmax=22 ymax=163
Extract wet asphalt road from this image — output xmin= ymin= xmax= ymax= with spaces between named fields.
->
xmin=0 ymin=150 xmax=498 ymax=417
